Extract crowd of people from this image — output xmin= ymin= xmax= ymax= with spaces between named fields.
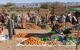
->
xmin=0 ymin=12 xmax=79 ymax=30
xmin=0 ymin=12 xmax=80 ymax=44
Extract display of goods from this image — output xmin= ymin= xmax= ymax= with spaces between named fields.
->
xmin=41 ymin=37 xmax=49 ymax=41
xmin=71 ymin=38 xmax=77 ymax=44
xmin=15 ymin=33 xmax=30 ymax=38
xmin=50 ymin=35 xmax=60 ymax=41
xmin=66 ymin=40 xmax=76 ymax=45
xmin=23 ymin=37 xmax=45 ymax=45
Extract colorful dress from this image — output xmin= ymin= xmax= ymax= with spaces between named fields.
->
xmin=21 ymin=16 xmax=26 ymax=28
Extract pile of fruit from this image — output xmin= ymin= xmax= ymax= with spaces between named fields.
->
xmin=15 ymin=33 xmax=30 ymax=38
xmin=23 ymin=37 xmax=45 ymax=45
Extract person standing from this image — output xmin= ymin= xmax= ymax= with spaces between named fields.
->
xmin=6 ymin=14 xmax=12 ymax=39
xmin=21 ymin=15 xmax=26 ymax=29
xmin=50 ymin=14 xmax=58 ymax=26
xmin=35 ymin=15 xmax=39 ymax=25
xmin=45 ymin=14 xmax=49 ymax=24
xmin=17 ymin=15 xmax=22 ymax=26
xmin=65 ymin=12 xmax=73 ymax=28
xmin=0 ymin=14 xmax=5 ymax=31
xmin=72 ymin=15 xmax=78 ymax=25
xmin=26 ymin=14 xmax=30 ymax=23
xmin=38 ymin=16 xmax=42 ymax=25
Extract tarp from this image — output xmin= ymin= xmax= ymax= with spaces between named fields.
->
xmin=68 ymin=8 xmax=80 ymax=12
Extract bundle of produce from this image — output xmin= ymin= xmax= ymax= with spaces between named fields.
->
xmin=71 ymin=38 xmax=77 ymax=44
xmin=15 ymin=33 xmax=30 ymax=38
xmin=41 ymin=37 xmax=49 ymax=41
xmin=66 ymin=40 xmax=76 ymax=45
xmin=59 ymin=35 xmax=67 ymax=44
xmin=66 ymin=37 xmax=77 ymax=45
xmin=23 ymin=37 xmax=45 ymax=45
xmin=50 ymin=35 xmax=60 ymax=41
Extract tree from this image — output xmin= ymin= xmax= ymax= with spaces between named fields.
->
xmin=53 ymin=2 xmax=67 ymax=15
xmin=40 ymin=3 xmax=51 ymax=9
xmin=50 ymin=4 xmax=55 ymax=15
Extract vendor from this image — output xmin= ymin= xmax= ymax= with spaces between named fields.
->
xmin=52 ymin=21 xmax=62 ymax=34
xmin=72 ymin=14 xmax=78 ymax=25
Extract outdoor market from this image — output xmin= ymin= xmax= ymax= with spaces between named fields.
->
xmin=0 ymin=2 xmax=80 ymax=50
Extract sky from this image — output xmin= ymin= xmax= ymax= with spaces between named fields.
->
xmin=0 ymin=0 xmax=80 ymax=4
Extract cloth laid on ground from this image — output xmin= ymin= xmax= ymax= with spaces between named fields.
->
xmin=0 ymin=35 xmax=9 ymax=41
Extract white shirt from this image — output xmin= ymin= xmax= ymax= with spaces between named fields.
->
xmin=73 ymin=16 xmax=77 ymax=22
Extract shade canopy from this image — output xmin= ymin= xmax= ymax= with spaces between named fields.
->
xmin=68 ymin=8 xmax=80 ymax=12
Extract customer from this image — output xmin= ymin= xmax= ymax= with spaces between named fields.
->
xmin=17 ymin=15 xmax=22 ymax=26
xmin=72 ymin=14 xmax=78 ymax=25
xmin=45 ymin=14 xmax=49 ymax=24
xmin=21 ymin=15 xmax=26 ymax=29
xmin=26 ymin=14 xmax=30 ymax=23
xmin=50 ymin=14 xmax=58 ymax=26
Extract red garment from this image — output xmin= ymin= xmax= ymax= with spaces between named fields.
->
xmin=21 ymin=16 xmax=26 ymax=28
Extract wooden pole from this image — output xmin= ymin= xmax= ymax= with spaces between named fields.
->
xmin=7 ymin=18 xmax=12 ymax=39
xmin=76 ymin=29 xmax=79 ymax=50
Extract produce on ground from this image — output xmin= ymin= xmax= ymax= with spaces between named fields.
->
xmin=15 ymin=33 xmax=30 ymax=38
xmin=41 ymin=37 xmax=49 ymax=41
xmin=23 ymin=37 xmax=45 ymax=45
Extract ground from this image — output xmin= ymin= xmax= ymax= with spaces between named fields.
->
xmin=0 ymin=23 xmax=80 ymax=50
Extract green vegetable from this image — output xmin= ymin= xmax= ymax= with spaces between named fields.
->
xmin=48 ymin=30 xmax=55 ymax=34
xmin=54 ymin=36 xmax=60 ymax=41
xmin=41 ymin=37 xmax=49 ymax=41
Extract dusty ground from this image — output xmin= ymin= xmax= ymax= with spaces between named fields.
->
xmin=0 ymin=23 xmax=80 ymax=50
xmin=0 ymin=29 xmax=79 ymax=50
